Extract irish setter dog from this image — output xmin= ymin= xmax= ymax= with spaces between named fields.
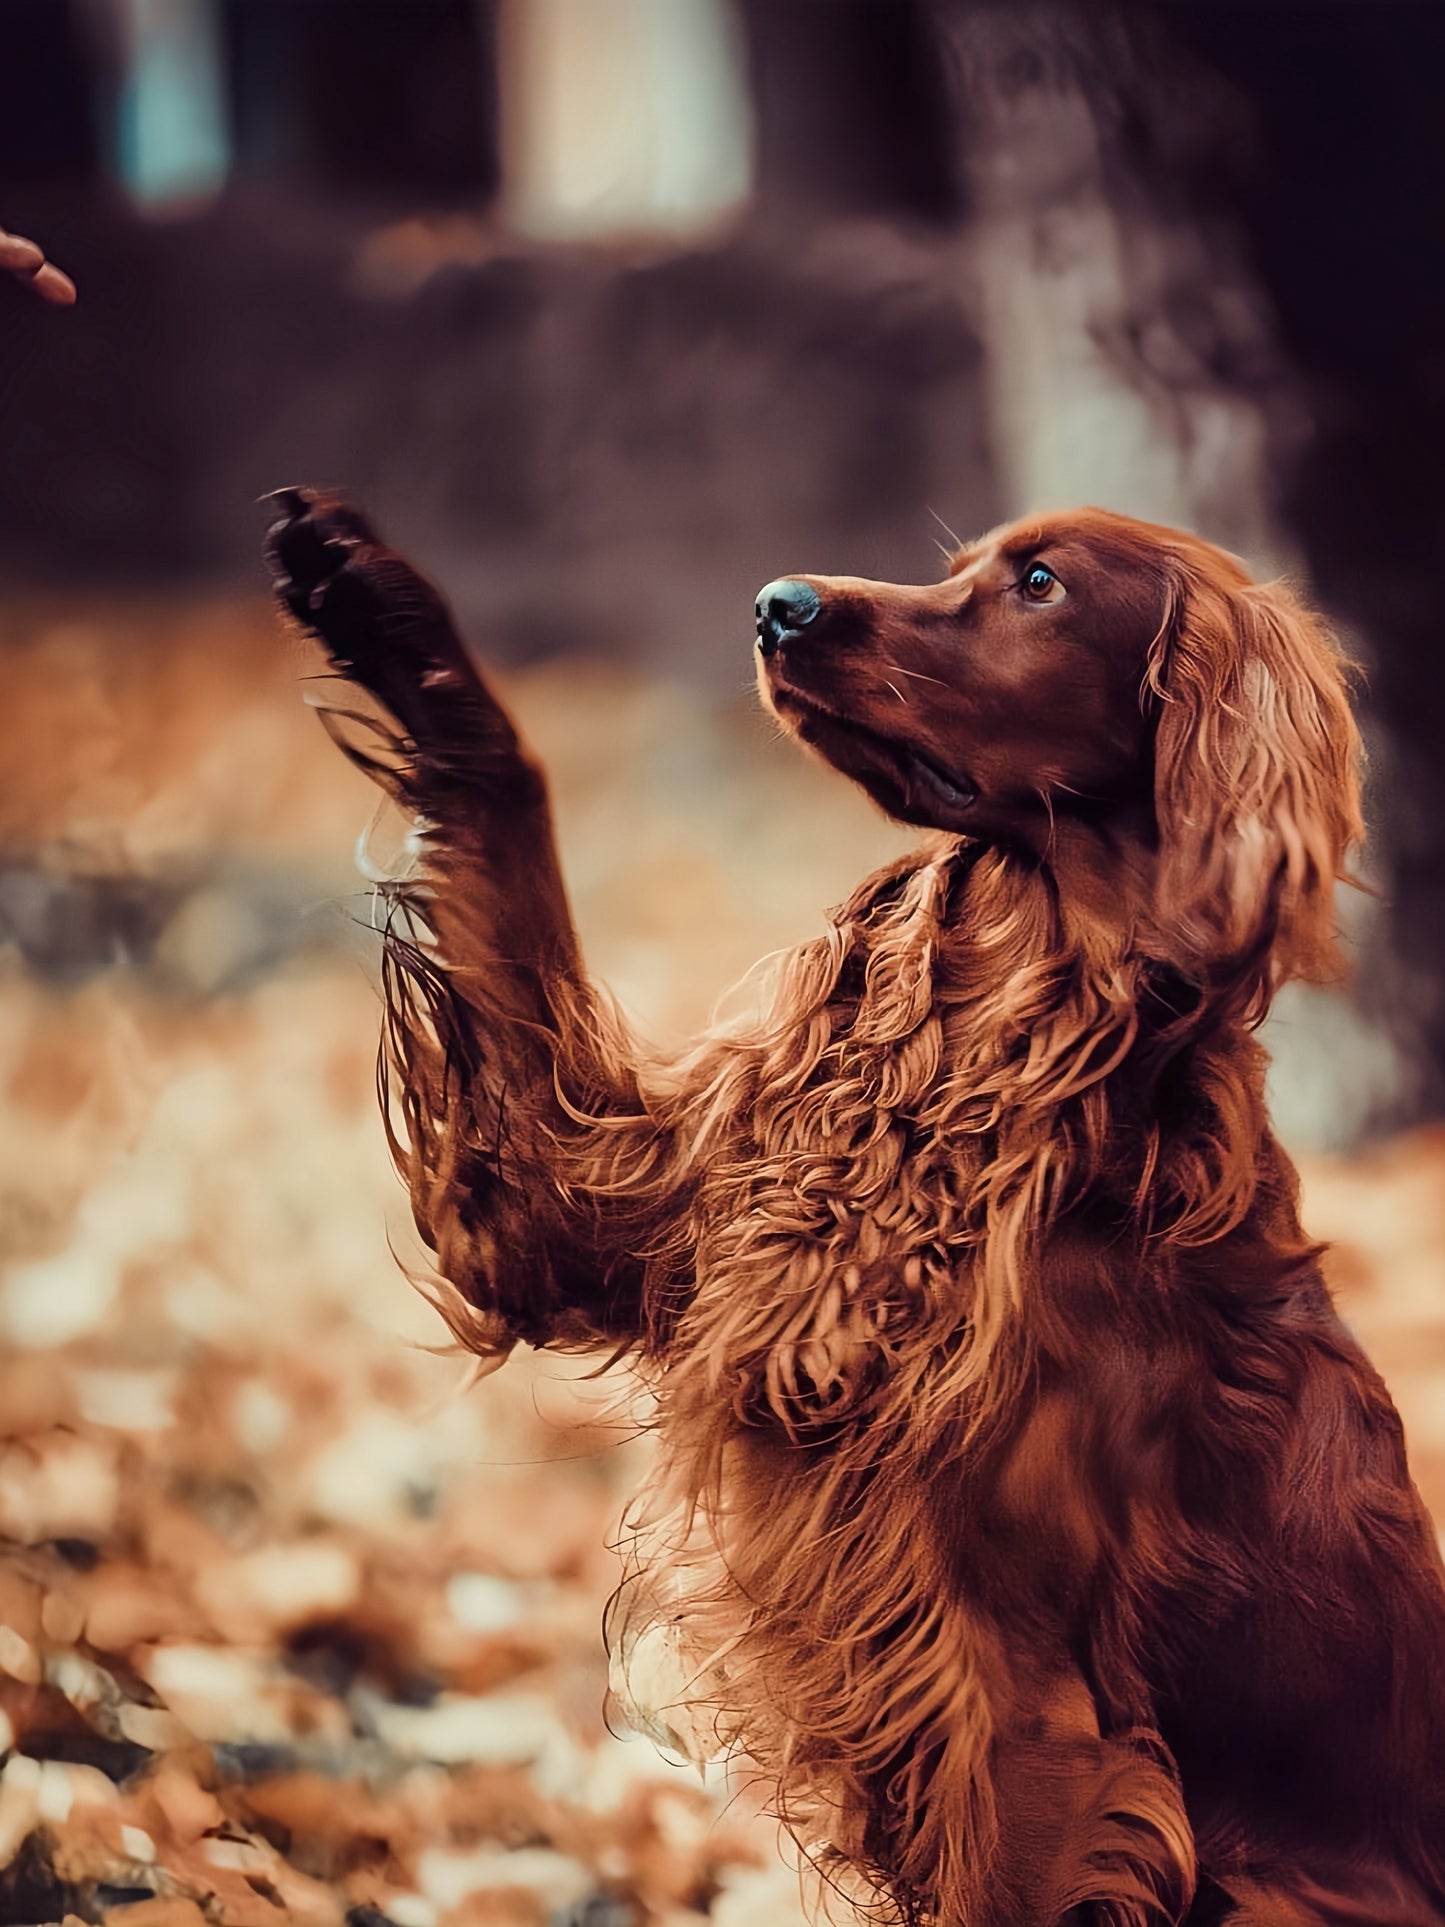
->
xmin=268 ymin=493 xmax=1445 ymax=1927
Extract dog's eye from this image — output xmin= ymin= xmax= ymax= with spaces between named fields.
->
xmin=1020 ymin=563 xmax=1066 ymax=604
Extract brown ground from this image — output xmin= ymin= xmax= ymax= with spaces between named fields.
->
xmin=0 ymin=596 xmax=1441 ymax=1927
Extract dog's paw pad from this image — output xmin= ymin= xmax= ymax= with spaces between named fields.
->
xmin=264 ymin=488 xmax=378 ymax=618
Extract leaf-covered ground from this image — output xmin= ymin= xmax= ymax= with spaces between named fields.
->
xmin=0 ymin=595 xmax=1441 ymax=1927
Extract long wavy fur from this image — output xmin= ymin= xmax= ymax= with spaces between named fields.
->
xmin=287 ymin=496 xmax=1445 ymax=1927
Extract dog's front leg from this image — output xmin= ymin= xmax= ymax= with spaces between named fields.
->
xmin=266 ymin=489 xmax=653 ymax=1355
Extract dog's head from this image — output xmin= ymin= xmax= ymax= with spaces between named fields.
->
xmin=756 ymin=507 xmax=1362 ymax=991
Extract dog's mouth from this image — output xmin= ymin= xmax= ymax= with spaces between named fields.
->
xmin=767 ymin=681 xmax=978 ymax=826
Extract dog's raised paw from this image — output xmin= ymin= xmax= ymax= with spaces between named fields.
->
xmin=264 ymin=487 xmax=379 ymax=624
xmin=262 ymin=487 xmax=477 ymax=743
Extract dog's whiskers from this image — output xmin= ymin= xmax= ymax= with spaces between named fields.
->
xmin=887 ymin=663 xmax=949 ymax=690
xmin=1036 ymin=784 xmax=1059 ymax=857
xmin=927 ymin=505 xmax=965 ymax=554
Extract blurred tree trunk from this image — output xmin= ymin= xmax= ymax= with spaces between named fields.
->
xmin=1126 ymin=3 xmax=1445 ymax=1126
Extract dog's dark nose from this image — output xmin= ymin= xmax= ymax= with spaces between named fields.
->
xmin=755 ymin=579 xmax=822 ymax=658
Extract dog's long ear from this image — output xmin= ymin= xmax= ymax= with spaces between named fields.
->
xmin=1146 ymin=555 xmax=1363 ymax=1002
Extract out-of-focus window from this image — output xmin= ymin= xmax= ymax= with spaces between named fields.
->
xmin=497 ymin=0 xmax=752 ymax=242
xmin=112 ymin=0 xmax=230 ymax=210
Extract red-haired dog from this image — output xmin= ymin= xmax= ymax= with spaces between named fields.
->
xmin=269 ymin=493 xmax=1445 ymax=1927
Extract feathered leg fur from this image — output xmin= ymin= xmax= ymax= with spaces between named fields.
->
xmin=267 ymin=489 xmax=655 ymax=1355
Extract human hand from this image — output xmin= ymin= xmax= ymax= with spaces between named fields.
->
xmin=1 ymin=227 xmax=76 ymax=305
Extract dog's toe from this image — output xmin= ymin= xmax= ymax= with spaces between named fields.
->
xmin=264 ymin=488 xmax=380 ymax=615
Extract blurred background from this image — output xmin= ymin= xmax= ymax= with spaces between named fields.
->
xmin=1 ymin=4 xmax=1444 ymax=1924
